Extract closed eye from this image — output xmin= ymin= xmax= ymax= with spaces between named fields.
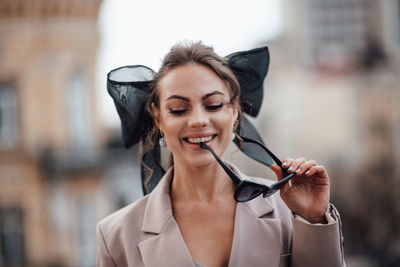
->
xmin=205 ymin=103 xmax=224 ymax=111
xmin=169 ymin=108 xmax=186 ymax=115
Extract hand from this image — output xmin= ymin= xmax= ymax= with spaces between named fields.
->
xmin=270 ymin=157 xmax=330 ymax=224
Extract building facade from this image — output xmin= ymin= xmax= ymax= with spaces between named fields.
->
xmin=0 ymin=1 xmax=142 ymax=266
xmin=252 ymin=0 xmax=400 ymax=265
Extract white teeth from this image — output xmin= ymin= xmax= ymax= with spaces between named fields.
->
xmin=187 ymin=136 xmax=213 ymax=144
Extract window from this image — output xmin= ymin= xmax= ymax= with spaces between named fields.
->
xmin=0 ymin=208 xmax=25 ymax=266
xmin=0 ymin=84 xmax=18 ymax=148
xmin=381 ymin=0 xmax=400 ymax=53
xmin=397 ymin=0 xmax=400 ymax=45
xmin=77 ymin=199 xmax=96 ymax=267
xmin=66 ymin=70 xmax=92 ymax=151
xmin=306 ymin=0 xmax=370 ymax=69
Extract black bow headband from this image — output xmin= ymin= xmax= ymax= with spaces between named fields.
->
xmin=107 ymin=46 xmax=271 ymax=194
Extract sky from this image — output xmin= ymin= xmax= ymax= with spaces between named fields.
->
xmin=97 ymin=0 xmax=283 ymax=126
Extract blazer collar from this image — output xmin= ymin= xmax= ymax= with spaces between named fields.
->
xmin=141 ymin=167 xmax=175 ymax=234
xmin=226 ymin=162 xmax=275 ymax=217
xmin=140 ymin=164 xmax=276 ymax=233
xmin=139 ymin=167 xmax=197 ymax=267
xmin=139 ymin=164 xmax=282 ymax=267
xmin=226 ymin=163 xmax=282 ymax=267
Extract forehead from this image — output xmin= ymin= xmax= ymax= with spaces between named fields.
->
xmin=157 ymin=63 xmax=230 ymax=101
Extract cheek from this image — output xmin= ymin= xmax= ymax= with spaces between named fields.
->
xmin=215 ymin=112 xmax=236 ymax=133
xmin=159 ymin=112 xmax=182 ymax=139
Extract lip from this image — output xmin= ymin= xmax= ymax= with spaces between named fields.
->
xmin=183 ymin=132 xmax=216 ymax=139
xmin=182 ymin=133 xmax=217 ymax=149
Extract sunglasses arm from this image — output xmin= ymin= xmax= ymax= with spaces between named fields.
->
xmin=239 ymin=136 xmax=291 ymax=177
xmin=199 ymin=142 xmax=242 ymax=185
xmin=270 ymin=172 xmax=296 ymax=190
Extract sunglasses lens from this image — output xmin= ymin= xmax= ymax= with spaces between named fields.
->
xmin=235 ymin=183 xmax=264 ymax=202
xmin=238 ymin=141 xmax=274 ymax=167
xmin=262 ymin=189 xmax=276 ymax=198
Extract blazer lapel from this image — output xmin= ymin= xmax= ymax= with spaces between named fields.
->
xmin=138 ymin=168 xmax=196 ymax=267
xmin=138 ymin=218 xmax=196 ymax=267
xmin=227 ymin=165 xmax=283 ymax=267
xmin=138 ymin=163 xmax=283 ymax=267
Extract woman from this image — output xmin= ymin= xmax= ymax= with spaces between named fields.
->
xmin=96 ymin=42 xmax=345 ymax=267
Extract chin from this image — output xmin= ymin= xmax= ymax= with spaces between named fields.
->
xmin=182 ymin=153 xmax=217 ymax=169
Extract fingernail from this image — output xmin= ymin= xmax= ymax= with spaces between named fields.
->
xmin=282 ymin=162 xmax=287 ymax=167
xmin=295 ymin=168 xmax=301 ymax=173
xmin=305 ymin=170 xmax=310 ymax=175
xmin=288 ymin=166 xmax=294 ymax=172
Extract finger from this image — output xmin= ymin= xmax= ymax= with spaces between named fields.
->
xmin=271 ymin=164 xmax=293 ymax=193
xmin=287 ymin=157 xmax=306 ymax=173
xmin=281 ymin=158 xmax=294 ymax=169
xmin=294 ymin=159 xmax=318 ymax=176
xmin=270 ymin=164 xmax=285 ymax=181
xmin=305 ymin=165 xmax=328 ymax=178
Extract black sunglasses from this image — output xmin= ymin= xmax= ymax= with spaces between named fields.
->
xmin=200 ymin=136 xmax=295 ymax=202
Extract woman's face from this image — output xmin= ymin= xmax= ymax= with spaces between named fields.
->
xmin=153 ymin=63 xmax=238 ymax=169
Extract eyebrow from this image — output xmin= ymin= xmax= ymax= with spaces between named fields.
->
xmin=166 ymin=95 xmax=189 ymax=102
xmin=202 ymin=91 xmax=224 ymax=100
xmin=165 ymin=90 xmax=225 ymax=102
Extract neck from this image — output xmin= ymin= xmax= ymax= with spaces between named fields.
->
xmin=170 ymin=160 xmax=235 ymax=204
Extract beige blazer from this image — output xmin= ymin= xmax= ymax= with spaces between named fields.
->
xmin=96 ymin=165 xmax=345 ymax=267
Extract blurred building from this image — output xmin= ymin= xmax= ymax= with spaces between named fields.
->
xmin=251 ymin=0 xmax=400 ymax=266
xmin=1 ymin=0 xmax=399 ymax=266
xmin=250 ymin=0 xmax=400 ymax=170
xmin=0 ymin=0 xmax=142 ymax=266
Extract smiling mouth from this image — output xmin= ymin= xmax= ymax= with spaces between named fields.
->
xmin=184 ymin=135 xmax=217 ymax=144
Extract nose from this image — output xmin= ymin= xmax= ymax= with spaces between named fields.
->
xmin=188 ymin=106 xmax=209 ymax=128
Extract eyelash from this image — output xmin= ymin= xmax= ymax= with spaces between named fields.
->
xmin=168 ymin=109 xmax=186 ymax=115
xmin=206 ymin=103 xmax=224 ymax=111
xmin=168 ymin=103 xmax=224 ymax=115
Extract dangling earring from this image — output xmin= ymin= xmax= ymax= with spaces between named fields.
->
xmin=159 ymin=134 xmax=167 ymax=148
xmin=232 ymin=119 xmax=238 ymax=142
xmin=233 ymin=119 xmax=239 ymax=129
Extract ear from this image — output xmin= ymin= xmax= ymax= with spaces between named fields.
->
xmin=151 ymin=103 xmax=163 ymax=132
